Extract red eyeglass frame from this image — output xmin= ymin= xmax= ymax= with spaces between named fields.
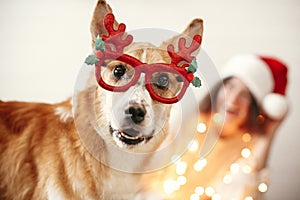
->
xmin=90 ymin=13 xmax=202 ymax=104
xmin=95 ymin=51 xmax=191 ymax=104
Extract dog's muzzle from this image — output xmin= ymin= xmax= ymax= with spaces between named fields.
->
xmin=109 ymin=125 xmax=152 ymax=146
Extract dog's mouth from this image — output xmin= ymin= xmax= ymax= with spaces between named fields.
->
xmin=109 ymin=126 xmax=152 ymax=146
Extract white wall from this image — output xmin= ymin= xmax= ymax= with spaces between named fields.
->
xmin=0 ymin=0 xmax=299 ymax=199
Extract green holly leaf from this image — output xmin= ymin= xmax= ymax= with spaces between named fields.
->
xmin=95 ymin=36 xmax=105 ymax=52
xmin=85 ymin=54 xmax=99 ymax=65
xmin=191 ymin=77 xmax=201 ymax=87
xmin=187 ymin=59 xmax=198 ymax=73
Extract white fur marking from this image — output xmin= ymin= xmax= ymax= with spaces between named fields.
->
xmin=46 ymin=177 xmax=65 ymax=200
xmin=55 ymin=106 xmax=73 ymax=122
xmin=69 ymin=98 xmax=73 ymax=106
xmin=141 ymin=48 xmax=147 ymax=63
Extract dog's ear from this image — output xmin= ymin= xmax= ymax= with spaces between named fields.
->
xmin=90 ymin=0 xmax=119 ymax=48
xmin=160 ymin=18 xmax=204 ymax=58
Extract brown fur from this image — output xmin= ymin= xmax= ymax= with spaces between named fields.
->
xmin=0 ymin=100 xmax=108 ymax=199
xmin=0 ymin=0 xmax=203 ymax=199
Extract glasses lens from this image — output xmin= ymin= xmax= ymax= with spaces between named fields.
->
xmin=101 ymin=60 xmax=135 ymax=87
xmin=150 ymin=71 xmax=185 ymax=99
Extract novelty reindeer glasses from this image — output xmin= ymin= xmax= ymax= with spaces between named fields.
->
xmin=85 ymin=13 xmax=202 ymax=104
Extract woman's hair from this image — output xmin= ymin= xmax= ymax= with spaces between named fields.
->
xmin=200 ymin=77 xmax=261 ymax=132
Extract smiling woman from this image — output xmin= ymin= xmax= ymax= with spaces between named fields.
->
xmin=155 ymin=54 xmax=289 ymax=199
xmin=215 ymin=77 xmax=258 ymax=137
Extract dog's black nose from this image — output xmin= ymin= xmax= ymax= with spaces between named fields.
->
xmin=125 ymin=105 xmax=146 ymax=124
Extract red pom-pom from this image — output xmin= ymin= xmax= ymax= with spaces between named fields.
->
xmin=187 ymin=73 xmax=194 ymax=82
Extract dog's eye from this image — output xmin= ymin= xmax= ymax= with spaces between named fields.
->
xmin=113 ymin=64 xmax=126 ymax=79
xmin=155 ymin=73 xmax=169 ymax=89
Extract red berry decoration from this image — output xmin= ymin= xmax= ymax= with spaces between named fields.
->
xmin=95 ymin=51 xmax=104 ymax=59
xmin=187 ymin=73 xmax=194 ymax=82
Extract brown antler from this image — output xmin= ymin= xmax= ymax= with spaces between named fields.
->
xmin=101 ymin=13 xmax=133 ymax=53
xmin=167 ymin=35 xmax=202 ymax=66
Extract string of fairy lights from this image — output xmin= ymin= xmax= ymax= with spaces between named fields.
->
xmin=162 ymin=113 xmax=269 ymax=200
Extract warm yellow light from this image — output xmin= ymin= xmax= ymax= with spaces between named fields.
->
xmin=258 ymin=183 xmax=268 ymax=193
xmin=194 ymin=158 xmax=207 ymax=172
xmin=163 ymin=179 xmax=179 ymax=194
xmin=242 ymin=165 xmax=252 ymax=174
xmin=212 ymin=193 xmax=222 ymax=200
xmin=194 ymin=162 xmax=202 ymax=172
xmin=230 ymin=163 xmax=240 ymax=174
xmin=188 ymin=140 xmax=199 ymax=152
xmin=176 ymin=161 xmax=187 ymax=175
xmin=177 ymin=176 xmax=187 ymax=186
xmin=242 ymin=133 xmax=251 ymax=142
xmin=223 ymin=174 xmax=232 ymax=184
xmin=195 ymin=186 xmax=205 ymax=196
xmin=213 ymin=113 xmax=223 ymax=124
xmin=197 ymin=123 xmax=207 ymax=133
xmin=241 ymin=148 xmax=251 ymax=159
xmin=190 ymin=194 xmax=199 ymax=200
xmin=205 ymin=187 xmax=215 ymax=197
xmin=244 ymin=196 xmax=253 ymax=200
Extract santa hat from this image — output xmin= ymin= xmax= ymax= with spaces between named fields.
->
xmin=221 ymin=54 xmax=288 ymax=120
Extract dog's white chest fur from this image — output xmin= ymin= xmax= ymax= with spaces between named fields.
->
xmin=45 ymin=177 xmax=66 ymax=200
xmin=103 ymin=171 xmax=140 ymax=199
xmin=103 ymin=170 xmax=163 ymax=200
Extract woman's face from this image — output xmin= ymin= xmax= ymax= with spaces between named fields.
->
xmin=216 ymin=77 xmax=252 ymax=133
